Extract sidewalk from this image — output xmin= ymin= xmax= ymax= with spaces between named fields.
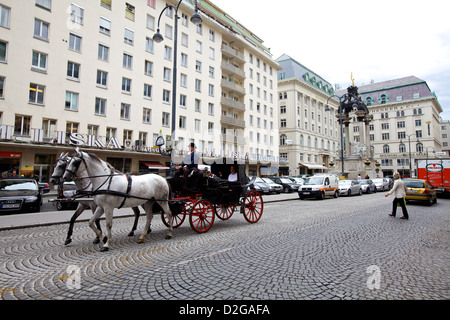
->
xmin=0 ymin=192 xmax=299 ymax=231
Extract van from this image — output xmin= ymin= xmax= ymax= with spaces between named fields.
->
xmin=298 ymin=175 xmax=339 ymax=200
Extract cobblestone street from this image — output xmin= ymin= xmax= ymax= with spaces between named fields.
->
xmin=0 ymin=193 xmax=448 ymax=302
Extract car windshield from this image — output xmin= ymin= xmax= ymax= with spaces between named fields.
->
xmin=404 ymin=181 xmax=425 ymax=188
xmin=359 ymin=180 xmax=369 ymax=185
xmin=63 ymin=182 xmax=77 ymax=191
xmin=280 ymin=178 xmax=292 ymax=183
xmin=372 ymin=179 xmax=383 ymax=183
xmin=339 ymin=180 xmax=351 ymax=186
xmin=262 ymin=178 xmax=274 ymax=184
xmin=0 ymin=180 xmax=38 ymax=191
xmin=254 ymin=177 xmax=264 ymax=183
xmin=304 ymin=177 xmax=324 ymax=185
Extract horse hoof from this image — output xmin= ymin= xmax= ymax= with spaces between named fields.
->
xmin=137 ymin=238 xmax=144 ymax=244
xmin=93 ymin=238 xmax=100 ymax=244
xmin=127 ymin=232 xmax=134 ymax=237
xmin=102 ymin=236 xmax=108 ymax=244
xmin=165 ymin=235 xmax=172 ymax=240
xmin=148 ymin=228 xmax=152 ymax=233
xmin=64 ymin=238 xmax=72 ymax=245
xmin=100 ymin=247 xmax=109 ymax=252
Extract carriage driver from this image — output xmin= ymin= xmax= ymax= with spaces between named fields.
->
xmin=175 ymin=142 xmax=199 ymax=180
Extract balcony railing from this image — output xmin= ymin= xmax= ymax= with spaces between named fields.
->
xmin=221 ymin=97 xmax=245 ymax=111
xmin=221 ymin=43 xmax=245 ymax=63
xmin=221 ymin=133 xmax=246 ymax=145
xmin=220 ymin=115 xmax=245 ymax=128
xmin=221 ymin=79 xmax=246 ymax=95
xmin=221 ymin=61 xmax=245 ymax=79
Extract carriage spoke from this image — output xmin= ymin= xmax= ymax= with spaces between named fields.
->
xmin=243 ymin=191 xmax=263 ymax=223
xmin=189 ymin=200 xmax=215 ymax=233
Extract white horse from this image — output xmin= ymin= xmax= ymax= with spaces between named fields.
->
xmin=63 ymin=148 xmax=174 ymax=252
xmin=50 ymin=152 xmax=144 ymax=245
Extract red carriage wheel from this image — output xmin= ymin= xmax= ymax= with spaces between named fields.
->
xmin=189 ymin=200 xmax=215 ymax=233
xmin=243 ymin=191 xmax=263 ymax=223
xmin=161 ymin=201 xmax=190 ymax=228
xmin=214 ymin=204 xmax=235 ymax=220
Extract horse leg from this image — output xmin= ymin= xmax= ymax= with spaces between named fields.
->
xmin=137 ymin=202 xmax=153 ymax=244
xmin=89 ymin=203 xmax=102 ymax=244
xmin=159 ymin=201 xmax=173 ymax=239
xmin=100 ymin=208 xmax=113 ymax=252
xmin=64 ymin=203 xmax=87 ymax=245
xmin=128 ymin=206 xmax=140 ymax=236
xmin=89 ymin=206 xmax=104 ymax=245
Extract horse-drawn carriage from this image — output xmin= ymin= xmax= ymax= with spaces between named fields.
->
xmin=162 ymin=159 xmax=263 ymax=233
xmin=50 ymin=150 xmax=263 ymax=251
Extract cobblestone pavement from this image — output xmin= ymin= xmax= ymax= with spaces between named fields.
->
xmin=0 ymin=192 xmax=448 ymax=301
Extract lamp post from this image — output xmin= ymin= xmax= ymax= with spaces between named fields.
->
xmin=153 ymin=0 xmax=202 ymax=151
xmin=400 ymin=134 xmax=420 ymax=178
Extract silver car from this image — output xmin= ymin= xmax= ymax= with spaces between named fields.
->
xmin=372 ymin=178 xmax=389 ymax=191
xmin=338 ymin=180 xmax=362 ymax=196
xmin=262 ymin=178 xmax=283 ymax=194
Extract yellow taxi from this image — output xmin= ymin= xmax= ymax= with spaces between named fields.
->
xmin=403 ymin=179 xmax=437 ymax=206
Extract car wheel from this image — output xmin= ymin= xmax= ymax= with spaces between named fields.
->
xmin=283 ymin=186 xmax=289 ymax=193
xmin=348 ymin=190 xmax=351 ymax=197
xmin=334 ymin=190 xmax=339 ymax=198
xmin=359 ymin=189 xmax=362 ymax=195
xmin=426 ymin=197 xmax=432 ymax=206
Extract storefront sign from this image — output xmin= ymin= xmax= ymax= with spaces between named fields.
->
xmin=0 ymin=152 xmax=22 ymax=158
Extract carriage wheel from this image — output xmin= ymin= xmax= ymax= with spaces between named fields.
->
xmin=242 ymin=191 xmax=263 ymax=223
xmin=161 ymin=202 xmax=190 ymax=228
xmin=214 ymin=204 xmax=235 ymax=220
xmin=189 ymin=200 xmax=215 ymax=233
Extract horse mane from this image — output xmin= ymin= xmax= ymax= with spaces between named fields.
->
xmin=85 ymin=151 xmax=121 ymax=174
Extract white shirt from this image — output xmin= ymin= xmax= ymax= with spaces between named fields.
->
xmin=228 ymin=172 xmax=238 ymax=182
xmin=388 ymin=179 xmax=406 ymax=198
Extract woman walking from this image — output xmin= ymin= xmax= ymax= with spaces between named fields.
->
xmin=385 ymin=172 xmax=409 ymax=219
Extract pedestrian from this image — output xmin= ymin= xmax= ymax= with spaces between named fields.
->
xmin=228 ymin=165 xmax=238 ymax=182
xmin=385 ymin=171 xmax=409 ymax=219
xmin=357 ymin=174 xmax=362 ymax=180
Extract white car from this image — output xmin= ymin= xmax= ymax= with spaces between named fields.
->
xmin=338 ymin=180 xmax=362 ymax=196
xmin=262 ymin=178 xmax=283 ymax=194
xmin=372 ymin=178 xmax=389 ymax=191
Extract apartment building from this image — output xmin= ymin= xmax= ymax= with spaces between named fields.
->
xmin=276 ymin=54 xmax=340 ymax=176
xmin=439 ymin=119 xmax=450 ymax=156
xmin=0 ymin=0 xmax=280 ymax=182
xmin=337 ymin=76 xmax=443 ymax=177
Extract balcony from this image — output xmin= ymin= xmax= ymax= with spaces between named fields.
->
xmin=221 ymin=61 xmax=245 ymax=79
xmin=221 ymin=97 xmax=245 ymax=112
xmin=221 ymin=79 xmax=246 ymax=96
xmin=221 ymin=44 xmax=245 ymax=63
xmin=220 ymin=115 xmax=245 ymax=129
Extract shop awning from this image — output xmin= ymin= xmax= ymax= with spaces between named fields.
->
xmin=141 ymin=161 xmax=170 ymax=170
xmin=299 ymin=163 xmax=328 ymax=170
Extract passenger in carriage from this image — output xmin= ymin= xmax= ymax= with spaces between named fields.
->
xmin=228 ymin=165 xmax=238 ymax=182
xmin=175 ymin=142 xmax=199 ymax=181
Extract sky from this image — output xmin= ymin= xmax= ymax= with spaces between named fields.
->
xmin=213 ymin=0 xmax=450 ymax=120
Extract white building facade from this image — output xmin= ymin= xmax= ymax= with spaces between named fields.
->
xmin=0 ymin=0 xmax=280 ymax=182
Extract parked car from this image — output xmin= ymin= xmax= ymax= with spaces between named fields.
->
xmin=385 ymin=176 xmax=394 ymax=189
xmin=338 ymin=180 xmax=362 ymax=196
xmin=359 ymin=179 xmax=376 ymax=194
xmin=288 ymin=177 xmax=305 ymax=186
xmin=262 ymin=178 xmax=283 ymax=194
xmin=38 ymin=182 xmax=51 ymax=194
xmin=246 ymin=176 xmax=271 ymax=194
xmin=403 ymin=179 xmax=437 ymax=206
xmin=0 ymin=179 xmax=42 ymax=213
xmin=56 ymin=181 xmax=78 ymax=210
xmin=270 ymin=177 xmax=300 ymax=193
xmin=372 ymin=178 xmax=389 ymax=191
xmin=298 ymin=175 xmax=339 ymax=200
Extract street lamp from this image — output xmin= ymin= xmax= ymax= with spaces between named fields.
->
xmin=400 ymin=134 xmax=420 ymax=178
xmin=153 ymin=0 xmax=202 ymax=152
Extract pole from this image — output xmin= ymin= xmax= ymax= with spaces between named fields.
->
xmin=340 ymin=105 xmax=344 ymax=177
xmin=171 ymin=2 xmax=180 ymax=145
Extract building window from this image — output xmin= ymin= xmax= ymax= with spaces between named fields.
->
xmin=164 ymin=46 xmax=172 ymax=60
xmin=42 ymin=118 xmax=56 ymax=138
xmin=280 ymin=134 xmax=287 ymax=145
xmin=163 ymin=90 xmax=170 ymax=103
xmin=124 ymin=28 xmax=134 ymax=45
xmin=29 ymin=83 xmax=45 ymax=104
xmin=98 ymin=44 xmax=109 ymax=61
xmin=162 ymin=112 xmax=170 ymax=127
xmin=416 ymin=130 xmax=423 ymax=138
xmin=365 ymin=97 xmax=373 ymax=106
xmin=0 ymin=41 xmax=7 ymax=62
xmin=179 ymin=116 xmax=186 ymax=129
xmin=125 ymin=3 xmax=135 ymax=21
xmin=143 ymin=84 xmax=152 ymax=98
xmin=180 ymin=94 xmax=187 ymax=108
xmin=32 ymin=51 xmax=47 ymax=71
xmin=143 ymin=108 xmax=151 ymax=124
xmin=397 ymin=121 xmax=406 ymax=128
xmin=70 ymin=4 xmax=84 ymax=24
xmin=399 ymin=143 xmax=406 ymax=153
xmin=416 ymin=143 xmax=423 ymax=153
xmin=0 ymin=76 xmax=4 ymax=98
xmin=95 ymin=97 xmax=106 ymax=116
xmin=208 ymin=122 xmax=214 ymax=134
xmin=121 ymin=77 xmax=131 ymax=93
xmin=69 ymin=33 xmax=82 ymax=52
xmin=36 ymin=0 xmax=52 ymax=10
xmin=163 ymin=68 xmax=171 ymax=82
xmin=34 ymin=19 xmax=49 ymax=41
xmin=123 ymin=53 xmax=132 ymax=69
xmin=280 ymin=119 xmax=286 ymax=128
xmin=382 ymin=133 xmax=389 ymax=140
xmin=144 ymin=60 xmax=153 ymax=76
xmin=195 ymin=79 xmax=201 ymax=92
xmin=120 ymin=103 xmax=130 ymax=120
xmin=14 ymin=115 xmax=31 ymax=136
xmin=96 ymin=70 xmax=107 ymax=87
xmin=99 ymin=17 xmax=111 ymax=35
xmin=195 ymin=119 xmax=201 ymax=132
xmin=383 ymin=144 xmax=390 ymax=153
xmin=380 ymin=94 xmax=388 ymax=104
xmin=145 ymin=37 xmax=154 ymax=53
xmin=67 ymin=62 xmax=80 ymax=79
xmin=0 ymin=5 xmax=10 ymax=29
xmin=65 ymin=91 xmax=78 ymax=111
xmin=100 ymin=0 xmax=111 ymax=9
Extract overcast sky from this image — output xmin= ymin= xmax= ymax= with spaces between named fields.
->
xmin=213 ymin=0 xmax=450 ymax=120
